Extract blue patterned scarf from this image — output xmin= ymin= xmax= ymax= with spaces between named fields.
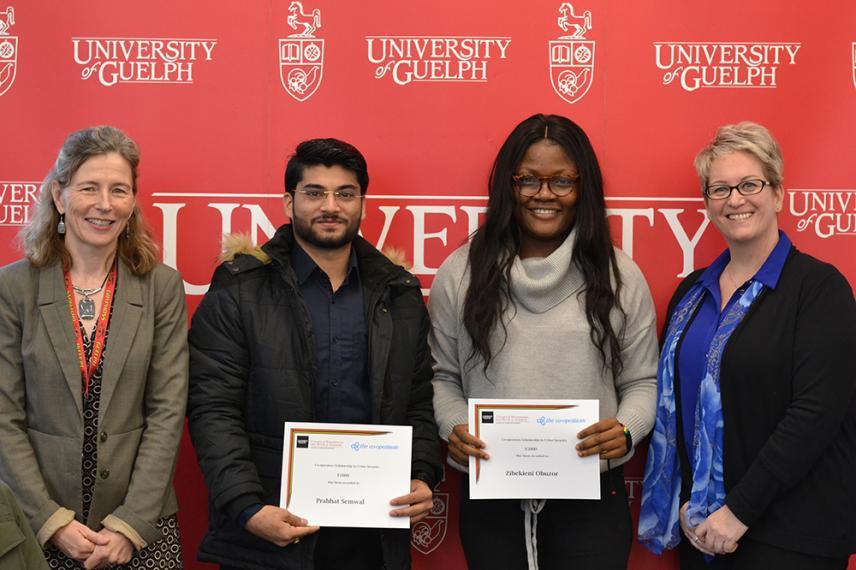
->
xmin=638 ymin=277 xmax=766 ymax=554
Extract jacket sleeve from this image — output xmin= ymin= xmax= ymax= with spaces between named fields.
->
xmin=108 ymin=267 xmax=189 ymax=545
xmin=724 ymin=267 xmax=856 ymax=526
xmin=187 ymin=266 xmax=265 ymax=521
xmin=613 ymin=257 xmax=659 ymax=446
xmin=427 ymin=254 xmax=469 ymax=442
xmin=0 ymin=482 xmax=50 ymax=570
xmin=0 ymin=266 xmax=71 ymax=539
xmin=406 ymin=289 xmax=442 ymax=488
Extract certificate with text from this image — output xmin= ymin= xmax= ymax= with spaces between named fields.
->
xmin=280 ymin=422 xmax=412 ymax=528
xmin=468 ymin=399 xmax=600 ymax=500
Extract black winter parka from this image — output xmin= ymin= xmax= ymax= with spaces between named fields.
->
xmin=187 ymin=225 xmax=441 ymax=570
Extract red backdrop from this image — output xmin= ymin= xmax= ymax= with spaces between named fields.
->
xmin=2 ymin=1 xmax=855 ymax=568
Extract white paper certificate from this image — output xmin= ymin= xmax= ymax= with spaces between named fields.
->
xmin=280 ymin=422 xmax=412 ymax=528
xmin=468 ymin=399 xmax=600 ymax=500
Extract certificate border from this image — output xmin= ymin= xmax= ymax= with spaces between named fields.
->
xmin=471 ymin=404 xmax=575 ymax=483
xmin=284 ymin=428 xmax=391 ymax=508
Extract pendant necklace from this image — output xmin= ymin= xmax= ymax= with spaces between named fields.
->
xmin=72 ymin=270 xmax=111 ymax=320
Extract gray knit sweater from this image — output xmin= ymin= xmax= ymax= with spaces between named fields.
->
xmin=429 ymin=230 xmax=658 ymax=473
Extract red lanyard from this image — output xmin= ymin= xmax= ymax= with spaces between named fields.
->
xmin=63 ymin=263 xmax=117 ymax=398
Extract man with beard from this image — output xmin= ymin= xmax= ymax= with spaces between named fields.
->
xmin=187 ymin=138 xmax=441 ymax=570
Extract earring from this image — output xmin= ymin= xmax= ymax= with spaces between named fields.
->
xmin=125 ymin=216 xmax=132 ymax=238
xmin=57 ymin=214 xmax=66 ymax=235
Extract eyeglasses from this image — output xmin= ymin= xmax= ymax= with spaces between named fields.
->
xmin=512 ymin=174 xmax=578 ymax=197
xmin=295 ymin=188 xmax=364 ymax=203
xmin=704 ymin=179 xmax=769 ymax=200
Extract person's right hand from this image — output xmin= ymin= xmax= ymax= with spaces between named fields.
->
xmin=245 ymin=505 xmax=320 ymax=547
xmin=51 ymin=520 xmax=109 ymax=561
xmin=679 ymin=501 xmax=714 ymax=556
xmin=448 ymin=424 xmax=489 ymax=467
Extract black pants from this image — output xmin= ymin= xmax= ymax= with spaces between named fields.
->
xmin=221 ymin=528 xmax=383 ymax=570
xmin=679 ymin=538 xmax=849 ymax=570
xmin=314 ymin=527 xmax=383 ymax=570
xmin=459 ymin=466 xmax=632 ymax=570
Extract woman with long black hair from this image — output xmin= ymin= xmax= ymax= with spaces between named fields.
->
xmin=429 ymin=114 xmax=658 ymax=569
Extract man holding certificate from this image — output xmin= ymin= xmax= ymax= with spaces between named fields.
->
xmin=187 ymin=138 xmax=441 ymax=570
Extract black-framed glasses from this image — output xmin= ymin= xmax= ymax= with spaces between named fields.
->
xmin=295 ymin=188 xmax=364 ymax=203
xmin=704 ymin=179 xmax=769 ymax=200
xmin=512 ymin=174 xmax=578 ymax=197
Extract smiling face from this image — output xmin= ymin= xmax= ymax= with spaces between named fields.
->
xmin=284 ymin=164 xmax=366 ymax=253
xmin=704 ymin=150 xmax=783 ymax=250
xmin=513 ymin=139 xmax=579 ymax=259
xmin=51 ymin=152 xmax=136 ymax=259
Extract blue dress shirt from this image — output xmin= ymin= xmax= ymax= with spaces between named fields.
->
xmin=677 ymin=231 xmax=792 ymax=458
xmin=292 ymin=243 xmax=371 ymax=424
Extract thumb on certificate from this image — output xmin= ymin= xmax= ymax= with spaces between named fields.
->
xmin=389 ymin=479 xmax=431 ymax=505
xmin=280 ymin=508 xmax=309 ymax=527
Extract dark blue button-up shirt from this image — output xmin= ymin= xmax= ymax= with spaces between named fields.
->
xmin=678 ymin=231 xmax=792 ymax=457
xmin=292 ymin=243 xmax=371 ymax=424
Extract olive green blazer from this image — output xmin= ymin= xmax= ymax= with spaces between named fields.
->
xmin=0 ymin=481 xmax=48 ymax=570
xmin=0 ymin=258 xmax=188 ymax=546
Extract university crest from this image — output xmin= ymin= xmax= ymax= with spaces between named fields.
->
xmin=549 ymin=2 xmax=595 ymax=104
xmin=0 ymin=6 xmax=17 ymax=97
xmin=410 ymin=492 xmax=448 ymax=555
xmin=279 ymin=1 xmax=324 ymax=102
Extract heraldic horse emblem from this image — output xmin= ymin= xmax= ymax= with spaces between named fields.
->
xmin=0 ymin=6 xmax=14 ymax=36
xmin=557 ymin=2 xmax=591 ymax=39
xmin=288 ymin=1 xmax=321 ymax=38
xmin=550 ymin=2 xmax=595 ymax=104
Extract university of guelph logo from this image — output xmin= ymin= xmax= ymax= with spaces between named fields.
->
xmin=411 ymin=492 xmax=448 ymax=555
xmin=279 ymin=1 xmax=324 ymax=102
xmin=549 ymin=2 xmax=595 ymax=104
xmin=0 ymin=6 xmax=17 ymax=97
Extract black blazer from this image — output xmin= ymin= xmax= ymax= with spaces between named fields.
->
xmin=668 ymin=247 xmax=856 ymax=558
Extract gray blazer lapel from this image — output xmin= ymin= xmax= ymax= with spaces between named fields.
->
xmin=37 ymin=264 xmax=84 ymax=419
xmin=99 ymin=261 xmax=143 ymax=418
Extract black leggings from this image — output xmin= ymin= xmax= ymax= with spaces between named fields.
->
xmin=459 ymin=466 xmax=632 ymax=570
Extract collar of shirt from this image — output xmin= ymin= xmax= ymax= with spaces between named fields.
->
xmin=291 ymin=241 xmax=360 ymax=287
xmin=698 ymin=230 xmax=793 ymax=307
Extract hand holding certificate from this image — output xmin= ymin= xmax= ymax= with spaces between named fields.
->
xmin=468 ymin=399 xmax=600 ymax=500
xmin=280 ymin=422 xmax=413 ymax=528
